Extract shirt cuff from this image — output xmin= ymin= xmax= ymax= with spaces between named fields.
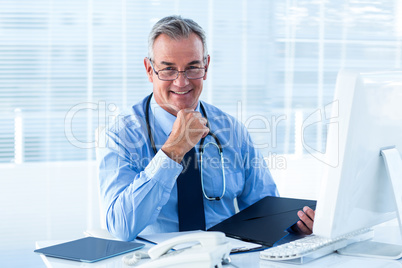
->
xmin=144 ymin=149 xmax=183 ymax=189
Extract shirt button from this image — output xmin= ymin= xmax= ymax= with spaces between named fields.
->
xmin=157 ymin=206 xmax=161 ymax=211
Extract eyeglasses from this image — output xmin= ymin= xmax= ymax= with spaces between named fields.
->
xmin=148 ymin=58 xmax=207 ymax=81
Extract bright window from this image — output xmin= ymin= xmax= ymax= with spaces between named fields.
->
xmin=1 ymin=0 xmax=401 ymax=164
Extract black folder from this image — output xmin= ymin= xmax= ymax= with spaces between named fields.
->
xmin=208 ymin=196 xmax=316 ymax=247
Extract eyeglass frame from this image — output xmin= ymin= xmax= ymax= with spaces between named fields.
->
xmin=147 ymin=57 xmax=208 ymax=81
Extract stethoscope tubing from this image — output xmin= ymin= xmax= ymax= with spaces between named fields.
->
xmin=145 ymin=93 xmax=221 ymax=156
xmin=144 ymin=93 xmax=225 ymax=201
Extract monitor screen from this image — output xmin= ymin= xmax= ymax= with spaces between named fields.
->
xmin=313 ymin=70 xmax=402 ymax=239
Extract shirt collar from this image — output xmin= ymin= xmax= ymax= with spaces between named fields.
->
xmin=150 ymin=94 xmax=200 ymax=137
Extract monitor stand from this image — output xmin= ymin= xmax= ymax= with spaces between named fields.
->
xmin=337 ymin=147 xmax=402 ymax=259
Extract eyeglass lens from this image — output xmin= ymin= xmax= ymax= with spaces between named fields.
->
xmin=158 ymin=69 xmax=205 ymax=80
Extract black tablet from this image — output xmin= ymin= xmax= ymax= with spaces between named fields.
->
xmin=34 ymin=237 xmax=145 ymax=263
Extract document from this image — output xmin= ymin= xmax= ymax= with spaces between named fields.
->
xmin=138 ymin=230 xmax=264 ymax=253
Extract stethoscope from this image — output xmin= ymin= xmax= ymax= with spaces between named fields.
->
xmin=145 ymin=93 xmax=226 ymax=201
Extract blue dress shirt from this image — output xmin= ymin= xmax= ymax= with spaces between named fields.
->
xmin=98 ymin=95 xmax=279 ymax=241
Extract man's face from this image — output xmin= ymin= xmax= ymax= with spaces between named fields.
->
xmin=144 ymin=33 xmax=209 ymax=116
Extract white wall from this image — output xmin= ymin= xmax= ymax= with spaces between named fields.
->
xmin=271 ymin=154 xmax=325 ymax=201
xmin=0 ymin=161 xmax=98 ymax=267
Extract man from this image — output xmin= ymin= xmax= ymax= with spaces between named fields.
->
xmin=99 ymin=15 xmax=314 ymax=241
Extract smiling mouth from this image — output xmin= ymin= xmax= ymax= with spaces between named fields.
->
xmin=171 ymin=90 xmax=191 ymax=95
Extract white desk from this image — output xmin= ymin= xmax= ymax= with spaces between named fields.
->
xmin=35 ymin=223 xmax=402 ymax=268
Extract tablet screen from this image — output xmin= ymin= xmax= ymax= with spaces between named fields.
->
xmin=35 ymin=237 xmax=145 ymax=263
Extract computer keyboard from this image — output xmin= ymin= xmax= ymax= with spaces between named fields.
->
xmin=260 ymin=228 xmax=373 ymax=264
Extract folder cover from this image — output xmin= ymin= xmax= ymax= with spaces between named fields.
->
xmin=208 ymin=196 xmax=316 ymax=247
xmin=34 ymin=237 xmax=145 ymax=263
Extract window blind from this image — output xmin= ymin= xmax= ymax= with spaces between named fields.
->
xmin=0 ymin=0 xmax=401 ymax=164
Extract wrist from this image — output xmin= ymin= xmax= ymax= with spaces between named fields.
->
xmin=161 ymin=145 xmax=185 ymax=163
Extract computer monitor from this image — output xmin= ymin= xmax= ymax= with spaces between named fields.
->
xmin=312 ymin=70 xmax=402 ymax=259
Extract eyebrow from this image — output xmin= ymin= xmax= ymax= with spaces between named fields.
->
xmin=159 ymin=60 xmax=203 ymax=66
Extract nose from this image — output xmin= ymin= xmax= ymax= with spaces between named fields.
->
xmin=173 ymin=71 xmax=189 ymax=87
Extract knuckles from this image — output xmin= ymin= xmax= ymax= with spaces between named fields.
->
xmin=177 ymin=110 xmax=207 ymax=128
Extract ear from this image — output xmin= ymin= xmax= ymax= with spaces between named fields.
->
xmin=203 ymin=55 xmax=211 ymax=81
xmin=144 ymin=57 xmax=154 ymax=83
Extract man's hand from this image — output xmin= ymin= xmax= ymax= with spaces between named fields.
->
xmin=296 ymin=206 xmax=315 ymax=235
xmin=161 ymin=109 xmax=209 ymax=163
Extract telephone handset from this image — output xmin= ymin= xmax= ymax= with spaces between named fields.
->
xmin=137 ymin=231 xmax=232 ymax=268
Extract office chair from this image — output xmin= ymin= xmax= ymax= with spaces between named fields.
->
xmin=84 ymin=126 xmax=115 ymax=240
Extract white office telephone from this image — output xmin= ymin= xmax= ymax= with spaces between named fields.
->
xmin=136 ymin=231 xmax=232 ymax=268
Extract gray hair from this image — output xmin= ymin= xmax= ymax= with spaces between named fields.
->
xmin=148 ymin=15 xmax=208 ymax=63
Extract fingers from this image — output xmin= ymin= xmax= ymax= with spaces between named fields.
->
xmin=296 ymin=220 xmax=311 ymax=235
xmin=198 ymin=115 xmax=208 ymax=127
xmin=303 ymin=206 xmax=315 ymax=221
xmin=201 ymin=128 xmax=209 ymax=138
xmin=198 ymin=115 xmax=209 ymax=138
xmin=182 ymin=110 xmax=208 ymax=129
xmin=188 ymin=112 xmax=209 ymax=138
xmin=162 ymin=109 xmax=209 ymax=162
xmin=181 ymin=109 xmax=207 ymax=125
xmin=188 ymin=120 xmax=209 ymax=141
xmin=296 ymin=206 xmax=315 ymax=235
